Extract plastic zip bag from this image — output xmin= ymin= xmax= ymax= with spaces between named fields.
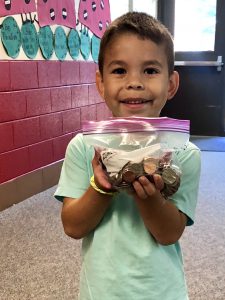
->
xmin=82 ymin=117 xmax=190 ymax=197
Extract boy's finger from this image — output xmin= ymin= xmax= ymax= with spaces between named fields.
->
xmin=137 ymin=176 xmax=156 ymax=197
xmin=95 ymin=172 xmax=112 ymax=190
xmin=92 ymin=152 xmax=112 ymax=190
xmin=132 ymin=180 xmax=148 ymax=199
xmin=92 ymin=149 xmax=101 ymax=169
xmin=153 ymin=174 xmax=164 ymax=190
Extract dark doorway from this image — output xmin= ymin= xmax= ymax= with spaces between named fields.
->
xmin=159 ymin=0 xmax=225 ymax=136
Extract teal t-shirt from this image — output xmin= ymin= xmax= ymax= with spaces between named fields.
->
xmin=55 ymin=133 xmax=201 ymax=300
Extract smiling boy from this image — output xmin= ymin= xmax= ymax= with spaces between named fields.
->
xmin=96 ymin=32 xmax=178 ymax=118
xmin=55 ymin=12 xmax=201 ymax=300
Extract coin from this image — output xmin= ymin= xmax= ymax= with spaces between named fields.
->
xmin=122 ymin=170 xmax=136 ymax=183
xmin=161 ymin=168 xmax=178 ymax=185
xmin=143 ymin=158 xmax=159 ymax=175
xmin=161 ymin=166 xmax=181 ymax=198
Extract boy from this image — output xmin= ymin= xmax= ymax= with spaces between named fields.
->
xmin=55 ymin=12 xmax=201 ymax=300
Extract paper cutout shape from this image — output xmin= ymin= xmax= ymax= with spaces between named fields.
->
xmin=54 ymin=26 xmax=68 ymax=61
xmin=38 ymin=25 xmax=54 ymax=60
xmin=0 ymin=0 xmax=36 ymax=17
xmin=21 ymin=21 xmax=38 ymax=59
xmin=37 ymin=0 xmax=76 ymax=29
xmin=1 ymin=16 xmax=21 ymax=58
xmin=78 ymin=0 xmax=111 ymax=38
xmin=68 ymin=29 xmax=80 ymax=60
xmin=80 ymin=28 xmax=91 ymax=60
xmin=91 ymin=34 xmax=100 ymax=63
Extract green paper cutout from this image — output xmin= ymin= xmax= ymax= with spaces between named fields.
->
xmin=38 ymin=26 xmax=54 ymax=60
xmin=91 ymin=34 xmax=100 ymax=63
xmin=54 ymin=26 xmax=68 ymax=61
xmin=68 ymin=29 xmax=80 ymax=60
xmin=21 ymin=21 xmax=39 ymax=59
xmin=80 ymin=28 xmax=91 ymax=60
xmin=1 ymin=16 xmax=21 ymax=59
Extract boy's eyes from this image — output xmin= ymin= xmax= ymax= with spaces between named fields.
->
xmin=111 ymin=67 xmax=159 ymax=75
xmin=112 ymin=68 xmax=126 ymax=74
xmin=144 ymin=68 xmax=159 ymax=75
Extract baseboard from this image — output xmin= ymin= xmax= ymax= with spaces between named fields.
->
xmin=0 ymin=160 xmax=63 ymax=212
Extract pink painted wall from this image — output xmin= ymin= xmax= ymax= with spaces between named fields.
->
xmin=0 ymin=60 xmax=111 ymax=184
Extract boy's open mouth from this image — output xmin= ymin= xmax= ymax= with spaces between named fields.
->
xmin=120 ymin=98 xmax=153 ymax=104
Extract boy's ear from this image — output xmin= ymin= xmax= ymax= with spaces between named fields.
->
xmin=96 ymin=70 xmax=105 ymax=99
xmin=167 ymin=71 xmax=179 ymax=100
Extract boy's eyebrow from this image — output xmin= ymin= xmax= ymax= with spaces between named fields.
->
xmin=107 ymin=60 xmax=126 ymax=67
xmin=143 ymin=60 xmax=163 ymax=68
xmin=107 ymin=60 xmax=163 ymax=68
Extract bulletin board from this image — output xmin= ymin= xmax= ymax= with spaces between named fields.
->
xmin=0 ymin=0 xmax=111 ymax=61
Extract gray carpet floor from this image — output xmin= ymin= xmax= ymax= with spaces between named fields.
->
xmin=1 ymin=151 xmax=225 ymax=300
xmin=190 ymin=136 xmax=225 ymax=152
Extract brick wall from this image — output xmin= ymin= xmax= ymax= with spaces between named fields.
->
xmin=0 ymin=60 xmax=111 ymax=185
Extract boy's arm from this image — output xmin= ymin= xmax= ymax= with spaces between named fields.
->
xmin=62 ymin=174 xmax=186 ymax=243
xmin=133 ymin=175 xmax=187 ymax=245
xmin=61 ymin=155 xmax=114 ymax=239
xmin=132 ymin=147 xmax=201 ymax=246
xmin=61 ymin=188 xmax=112 ymax=239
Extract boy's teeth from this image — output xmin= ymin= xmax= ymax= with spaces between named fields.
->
xmin=125 ymin=100 xmax=144 ymax=104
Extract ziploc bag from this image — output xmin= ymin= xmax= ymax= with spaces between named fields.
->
xmin=82 ymin=117 xmax=190 ymax=197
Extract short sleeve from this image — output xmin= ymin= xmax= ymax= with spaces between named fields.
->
xmin=170 ymin=143 xmax=201 ymax=226
xmin=54 ymin=134 xmax=94 ymax=201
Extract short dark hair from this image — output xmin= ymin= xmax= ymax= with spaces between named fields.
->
xmin=98 ymin=12 xmax=174 ymax=75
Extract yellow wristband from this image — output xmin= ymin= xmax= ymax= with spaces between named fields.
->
xmin=90 ymin=175 xmax=115 ymax=196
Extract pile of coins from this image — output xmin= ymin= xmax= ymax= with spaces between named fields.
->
xmin=101 ymin=156 xmax=181 ymax=198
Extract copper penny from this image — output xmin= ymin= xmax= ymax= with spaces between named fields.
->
xmin=122 ymin=170 xmax=136 ymax=183
xmin=143 ymin=158 xmax=158 ymax=175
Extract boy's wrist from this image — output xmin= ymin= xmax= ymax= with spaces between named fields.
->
xmin=90 ymin=175 xmax=116 ymax=196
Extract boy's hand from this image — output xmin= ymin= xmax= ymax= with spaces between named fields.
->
xmin=92 ymin=150 xmax=113 ymax=192
xmin=132 ymin=174 xmax=164 ymax=200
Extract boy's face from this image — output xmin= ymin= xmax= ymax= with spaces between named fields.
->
xmin=96 ymin=33 xmax=179 ymax=118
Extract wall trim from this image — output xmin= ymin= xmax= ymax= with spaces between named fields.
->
xmin=0 ymin=160 xmax=63 ymax=212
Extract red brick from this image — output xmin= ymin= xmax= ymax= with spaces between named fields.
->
xmin=62 ymin=108 xmax=81 ymax=133
xmin=79 ymin=61 xmax=96 ymax=83
xmin=61 ymin=61 xmax=80 ymax=85
xmin=0 ymin=91 xmax=26 ymax=122
xmin=81 ymin=105 xmax=96 ymax=122
xmin=71 ymin=85 xmax=89 ymax=107
xmin=26 ymin=89 xmax=51 ymax=116
xmin=71 ymin=130 xmax=81 ymax=139
xmin=40 ymin=113 xmax=63 ymax=140
xmin=51 ymin=87 xmax=72 ymax=112
xmin=0 ymin=61 xmax=10 ymax=91
xmin=88 ymin=84 xmax=102 ymax=104
xmin=38 ymin=61 xmax=61 ymax=88
xmin=28 ymin=140 xmax=54 ymax=170
xmin=13 ymin=117 xmax=41 ymax=148
xmin=10 ymin=61 xmax=38 ymax=90
xmin=0 ymin=123 xmax=14 ymax=153
xmin=52 ymin=133 xmax=73 ymax=161
xmin=0 ymin=147 xmax=30 ymax=183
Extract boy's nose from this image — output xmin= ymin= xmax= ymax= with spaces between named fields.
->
xmin=126 ymin=76 xmax=144 ymax=90
xmin=126 ymin=82 xmax=144 ymax=90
